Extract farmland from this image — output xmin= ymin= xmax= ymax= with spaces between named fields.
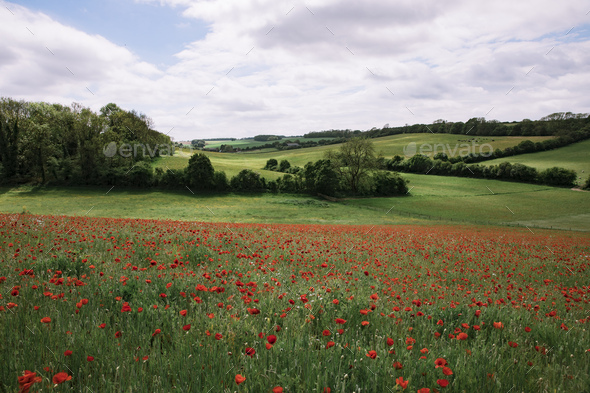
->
xmin=156 ymin=134 xmax=555 ymax=179
xmin=1 ymin=214 xmax=589 ymax=392
xmin=484 ymin=138 xmax=590 ymax=180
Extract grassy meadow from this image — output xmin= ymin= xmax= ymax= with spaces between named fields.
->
xmin=1 ymin=173 xmax=589 ymax=231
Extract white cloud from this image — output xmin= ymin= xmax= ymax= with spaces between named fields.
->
xmin=1 ymin=0 xmax=590 ymax=140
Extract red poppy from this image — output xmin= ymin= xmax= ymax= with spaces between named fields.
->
xmin=392 ymin=361 xmax=403 ymax=370
xmin=323 ymin=388 xmax=331 ymax=393
xmin=41 ymin=317 xmax=51 ymax=323
xmin=245 ymin=347 xmax=256 ymax=357
xmin=52 ymin=372 xmax=72 ymax=384
xmin=395 ymin=376 xmax=409 ymax=389
xmin=183 ymin=324 xmax=191 ymax=331
xmin=493 ymin=322 xmax=504 ymax=329
xmin=87 ymin=356 xmax=94 ymax=362
xmin=235 ymin=374 xmax=246 ymax=385
xmin=366 ymin=350 xmax=377 ymax=359
xmin=434 ymin=358 xmax=447 ymax=368
xmin=272 ymin=387 xmax=283 ymax=393
xmin=326 ymin=341 xmax=335 ymax=349
xmin=115 ymin=331 xmax=122 ymax=338
xmin=64 ymin=350 xmax=72 ymax=356
xmin=525 ymin=326 xmax=531 ymax=332
xmin=179 ymin=310 xmax=187 ymax=316
xmin=417 ymin=389 xmax=430 ymax=393
xmin=437 ymin=379 xmax=449 ymax=388
xmin=247 ymin=308 xmax=260 ymax=315
xmin=215 ymin=333 xmax=223 ymax=340
xmin=152 ymin=329 xmax=161 ymax=337
xmin=322 ymin=329 xmax=331 ymax=336
xmin=335 ymin=318 xmax=346 ymax=324
xmin=361 ymin=321 xmax=370 ymax=326
xmin=442 ymin=367 xmax=453 ymax=376
xmin=266 ymin=343 xmax=273 ymax=350
xmin=457 ymin=332 xmax=468 ymax=340
xmin=18 ymin=370 xmax=42 ymax=393
xmin=267 ymin=334 xmax=277 ymax=344
xmin=387 ymin=337 xmax=394 ymax=346
xmin=508 ymin=341 xmax=518 ymax=348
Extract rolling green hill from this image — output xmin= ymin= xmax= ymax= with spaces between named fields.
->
xmin=484 ymin=138 xmax=590 ymax=182
xmin=156 ymin=133 xmax=554 ymax=179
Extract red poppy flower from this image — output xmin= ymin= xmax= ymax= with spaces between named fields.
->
xmin=115 ymin=331 xmax=122 ymax=338
xmin=493 ymin=322 xmax=504 ymax=329
xmin=395 ymin=376 xmax=409 ymax=389
xmin=266 ymin=343 xmax=273 ymax=350
xmin=152 ymin=329 xmax=161 ymax=337
xmin=272 ymin=387 xmax=283 ymax=393
xmin=457 ymin=333 xmax=468 ymax=340
xmin=361 ymin=321 xmax=370 ymax=326
xmin=366 ymin=350 xmax=377 ymax=359
xmin=235 ymin=374 xmax=246 ymax=385
xmin=392 ymin=361 xmax=403 ymax=370
xmin=437 ymin=379 xmax=449 ymax=388
xmin=417 ymin=389 xmax=430 ymax=393
xmin=335 ymin=318 xmax=346 ymax=324
xmin=524 ymin=326 xmax=531 ymax=333
xmin=442 ymin=367 xmax=453 ymax=376
xmin=247 ymin=308 xmax=260 ymax=315
xmin=18 ymin=370 xmax=42 ymax=393
xmin=332 ymin=299 xmax=339 ymax=305
xmin=245 ymin=347 xmax=256 ymax=357
xmin=323 ymin=388 xmax=331 ymax=393
xmin=64 ymin=350 xmax=72 ymax=356
xmin=326 ymin=341 xmax=335 ymax=349
xmin=183 ymin=324 xmax=191 ymax=331
xmin=267 ymin=334 xmax=277 ymax=344
xmin=41 ymin=317 xmax=51 ymax=323
xmin=87 ymin=356 xmax=94 ymax=362
xmin=52 ymin=372 xmax=72 ymax=384
xmin=179 ymin=310 xmax=187 ymax=316
xmin=322 ymin=329 xmax=331 ymax=336
xmin=215 ymin=333 xmax=223 ymax=340
xmin=434 ymin=358 xmax=447 ymax=368
xmin=387 ymin=337 xmax=394 ymax=346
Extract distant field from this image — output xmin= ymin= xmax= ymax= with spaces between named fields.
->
xmin=2 ymin=173 xmax=588 ymax=230
xmin=484 ymin=138 xmax=590 ymax=182
xmin=203 ymin=137 xmax=334 ymax=150
xmin=156 ymin=134 xmax=553 ymax=179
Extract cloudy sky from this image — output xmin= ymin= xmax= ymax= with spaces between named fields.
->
xmin=1 ymin=0 xmax=589 ymax=140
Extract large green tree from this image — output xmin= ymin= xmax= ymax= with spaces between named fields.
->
xmin=186 ymin=153 xmax=215 ymax=191
xmin=325 ymin=137 xmax=378 ymax=193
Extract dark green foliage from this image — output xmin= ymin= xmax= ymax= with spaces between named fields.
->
xmin=264 ymin=158 xmax=278 ymax=171
xmin=230 ymin=169 xmax=265 ymax=192
xmin=371 ymin=171 xmax=409 ymax=196
xmin=278 ymin=159 xmax=291 ymax=172
xmin=539 ymin=167 xmax=578 ymax=187
xmin=186 ymin=153 xmax=215 ymax=191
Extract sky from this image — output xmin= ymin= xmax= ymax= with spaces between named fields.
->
xmin=1 ymin=0 xmax=589 ymax=140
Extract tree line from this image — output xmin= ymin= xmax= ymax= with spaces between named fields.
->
xmin=0 ymin=98 xmax=171 ymax=186
xmin=304 ymin=113 xmax=590 ymax=140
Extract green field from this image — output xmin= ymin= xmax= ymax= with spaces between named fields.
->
xmin=202 ymin=137 xmax=334 ymax=150
xmin=157 ymin=134 xmax=554 ymax=179
xmin=484 ymin=138 xmax=590 ymax=181
xmin=2 ymin=172 xmax=588 ymax=230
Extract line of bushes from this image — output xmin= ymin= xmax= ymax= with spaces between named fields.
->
xmin=386 ymin=154 xmax=579 ymax=187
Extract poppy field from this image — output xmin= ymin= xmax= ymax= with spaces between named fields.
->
xmin=1 ymin=213 xmax=589 ymax=392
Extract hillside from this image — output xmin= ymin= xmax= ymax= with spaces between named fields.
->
xmin=155 ymin=133 xmax=554 ymax=179
xmin=483 ymin=138 xmax=590 ymax=181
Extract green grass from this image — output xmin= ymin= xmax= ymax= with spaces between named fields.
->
xmin=346 ymin=174 xmax=590 ymax=231
xmin=484 ymin=138 xmax=590 ymax=182
xmin=156 ymin=134 xmax=554 ymax=179
xmin=2 ymin=173 xmax=589 ymax=231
